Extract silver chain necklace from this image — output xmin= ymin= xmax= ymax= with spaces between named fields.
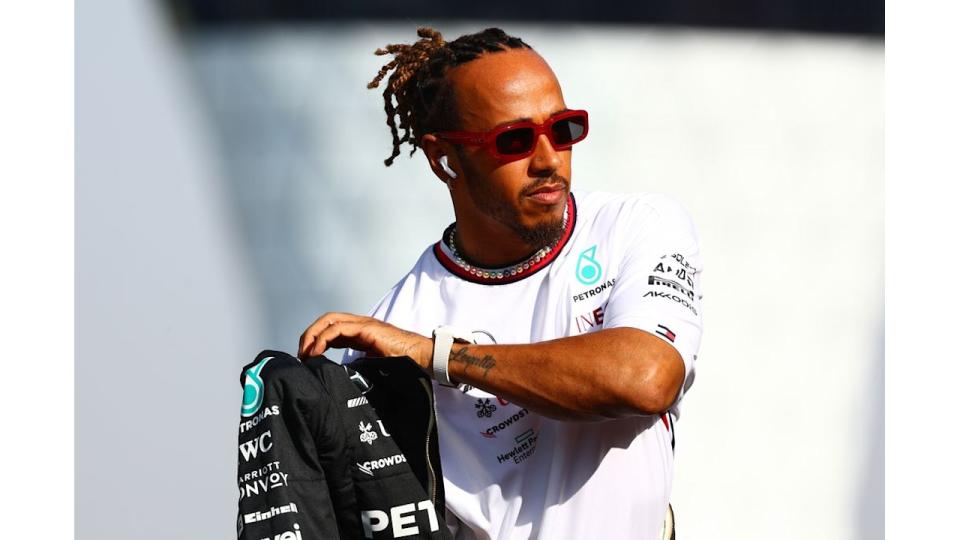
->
xmin=445 ymin=204 xmax=568 ymax=280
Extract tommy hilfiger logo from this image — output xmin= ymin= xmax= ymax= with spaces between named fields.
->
xmin=656 ymin=324 xmax=676 ymax=342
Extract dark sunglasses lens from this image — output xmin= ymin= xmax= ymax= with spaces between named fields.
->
xmin=551 ymin=116 xmax=587 ymax=145
xmin=496 ymin=127 xmax=535 ymax=155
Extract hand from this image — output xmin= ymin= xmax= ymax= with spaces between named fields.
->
xmin=298 ymin=312 xmax=433 ymax=371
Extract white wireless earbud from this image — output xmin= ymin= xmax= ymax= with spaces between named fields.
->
xmin=438 ymin=155 xmax=458 ymax=179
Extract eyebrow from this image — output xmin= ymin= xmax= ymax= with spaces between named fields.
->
xmin=493 ymin=108 xmax=570 ymax=129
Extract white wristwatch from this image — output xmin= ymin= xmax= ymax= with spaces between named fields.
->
xmin=432 ymin=325 xmax=476 ymax=387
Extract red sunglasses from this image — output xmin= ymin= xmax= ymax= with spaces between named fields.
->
xmin=436 ymin=109 xmax=589 ymax=163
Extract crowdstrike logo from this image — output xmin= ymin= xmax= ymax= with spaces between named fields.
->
xmin=356 ymin=453 xmax=408 ymax=476
xmin=480 ymin=408 xmax=529 ymax=438
xmin=241 ymin=357 xmax=272 ymax=418
xmin=575 ymin=245 xmax=603 ymax=285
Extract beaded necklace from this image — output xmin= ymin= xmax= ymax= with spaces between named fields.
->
xmin=444 ymin=204 xmax=569 ymax=280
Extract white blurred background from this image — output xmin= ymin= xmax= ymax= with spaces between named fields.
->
xmin=76 ymin=1 xmax=882 ymax=538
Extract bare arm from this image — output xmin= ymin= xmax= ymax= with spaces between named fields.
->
xmin=444 ymin=327 xmax=683 ymax=421
xmin=298 ymin=314 xmax=684 ymax=421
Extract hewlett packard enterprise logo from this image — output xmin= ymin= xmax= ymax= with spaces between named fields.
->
xmin=241 ymin=357 xmax=272 ymax=418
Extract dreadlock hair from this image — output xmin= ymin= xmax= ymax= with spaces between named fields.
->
xmin=367 ymin=27 xmax=532 ymax=167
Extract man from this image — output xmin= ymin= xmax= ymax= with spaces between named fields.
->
xmin=299 ymin=27 xmax=703 ymax=539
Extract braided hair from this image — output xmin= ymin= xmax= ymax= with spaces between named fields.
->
xmin=367 ymin=27 xmax=532 ymax=166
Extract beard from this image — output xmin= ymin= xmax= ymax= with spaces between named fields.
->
xmin=461 ymin=166 xmax=569 ymax=251
xmin=507 ymin=201 xmax=567 ymax=248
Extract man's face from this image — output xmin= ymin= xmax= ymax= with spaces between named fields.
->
xmin=447 ymin=48 xmax=572 ymax=248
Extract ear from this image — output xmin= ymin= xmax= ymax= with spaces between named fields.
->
xmin=422 ymin=133 xmax=459 ymax=184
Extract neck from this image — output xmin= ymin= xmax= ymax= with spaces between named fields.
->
xmin=449 ymin=196 xmax=569 ymax=269
xmin=452 ymin=219 xmax=539 ymax=268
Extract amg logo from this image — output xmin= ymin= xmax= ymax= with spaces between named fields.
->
xmin=648 ymin=275 xmax=694 ymax=300
xmin=357 ymin=453 xmax=408 ymax=476
xmin=361 ymin=501 xmax=440 ymax=539
xmin=239 ymin=431 xmax=273 ymax=462
xmin=347 ymin=396 xmax=369 ymax=408
xmin=244 ymin=502 xmax=299 ymax=524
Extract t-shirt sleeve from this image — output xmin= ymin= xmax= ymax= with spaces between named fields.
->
xmin=601 ymin=195 xmax=704 ymax=407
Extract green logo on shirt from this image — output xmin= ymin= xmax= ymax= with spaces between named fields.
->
xmin=575 ymin=245 xmax=602 ymax=285
xmin=241 ymin=356 xmax=272 ymax=418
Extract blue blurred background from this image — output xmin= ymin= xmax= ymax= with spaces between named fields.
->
xmin=77 ymin=1 xmax=883 ymax=538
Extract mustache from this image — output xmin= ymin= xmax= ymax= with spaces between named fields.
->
xmin=522 ymin=173 xmax=570 ymax=195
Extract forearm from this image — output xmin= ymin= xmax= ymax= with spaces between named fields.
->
xmin=446 ymin=327 xmax=684 ymax=421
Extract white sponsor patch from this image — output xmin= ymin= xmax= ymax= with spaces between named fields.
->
xmin=356 ymin=453 xmax=407 ymax=476
xmin=244 ymin=502 xmax=299 ymax=524
xmin=347 ymin=396 xmax=369 ymax=408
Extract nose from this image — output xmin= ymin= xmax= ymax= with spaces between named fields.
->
xmin=528 ymin=133 xmax=562 ymax=175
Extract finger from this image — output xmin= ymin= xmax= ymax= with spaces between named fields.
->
xmin=300 ymin=313 xmax=376 ymax=357
xmin=299 ymin=313 xmax=330 ymax=357
xmin=299 ymin=312 xmax=361 ymax=357
xmin=305 ymin=320 xmax=367 ymax=358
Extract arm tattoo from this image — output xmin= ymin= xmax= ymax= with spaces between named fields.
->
xmin=449 ymin=346 xmax=496 ymax=379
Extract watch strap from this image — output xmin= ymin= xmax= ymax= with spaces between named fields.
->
xmin=432 ymin=325 xmax=475 ymax=387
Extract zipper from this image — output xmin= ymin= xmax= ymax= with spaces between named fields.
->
xmin=419 ymin=378 xmax=439 ymax=507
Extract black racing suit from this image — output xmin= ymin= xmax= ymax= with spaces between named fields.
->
xmin=236 ymin=350 xmax=452 ymax=539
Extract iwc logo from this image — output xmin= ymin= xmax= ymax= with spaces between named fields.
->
xmin=241 ymin=356 xmax=272 ymax=418
xmin=575 ymin=245 xmax=603 ymax=285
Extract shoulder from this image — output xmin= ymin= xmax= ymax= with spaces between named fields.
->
xmin=573 ymin=190 xmax=697 ymax=237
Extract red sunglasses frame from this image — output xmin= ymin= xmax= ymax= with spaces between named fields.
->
xmin=435 ymin=109 xmax=589 ymax=163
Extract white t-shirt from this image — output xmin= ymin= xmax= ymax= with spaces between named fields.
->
xmin=345 ymin=190 xmax=703 ymax=539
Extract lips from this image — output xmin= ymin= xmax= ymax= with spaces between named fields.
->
xmin=525 ymin=184 xmax=567 ymax=204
